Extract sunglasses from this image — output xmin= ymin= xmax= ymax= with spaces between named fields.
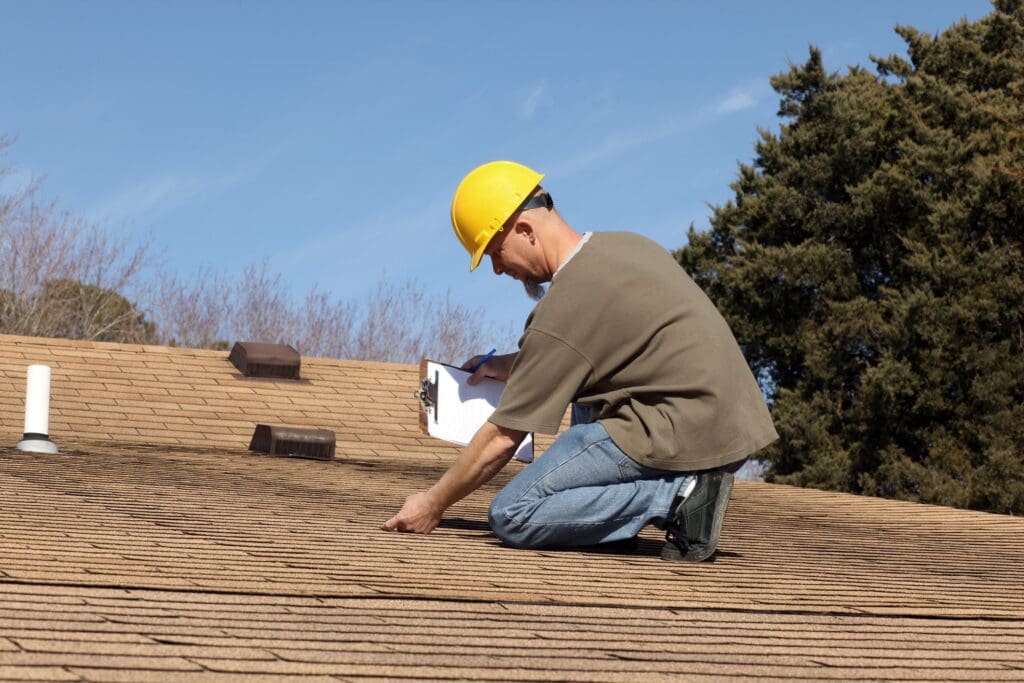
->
xmin=516 ymin=192 xmax=554 ymax=212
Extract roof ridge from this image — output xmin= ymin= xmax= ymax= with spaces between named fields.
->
xmin=0 ymin=332 xmax=415 ymax=369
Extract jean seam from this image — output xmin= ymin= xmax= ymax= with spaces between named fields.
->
xmin=618 ymin=458 xmax=638 ymax=481
xmin=501 ymin=436 xmax=613 ymax=521
xmin=516 ymin=510 xmax=652 ymax=529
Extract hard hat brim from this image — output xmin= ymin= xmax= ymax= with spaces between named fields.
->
xmin=469 ymin=246 xmax=486 ymax=272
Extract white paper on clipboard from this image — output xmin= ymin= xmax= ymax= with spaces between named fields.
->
xmin=419 ymin=359 xmax=533 ymax=463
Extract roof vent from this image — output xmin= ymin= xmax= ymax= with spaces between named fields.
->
xmin=249 ymin=424 xmax=336 ymax=461
xmin=17 ymin=364 xmax=59 ymax=454
xmin=229 ymin=341 xmax=300 ymax=379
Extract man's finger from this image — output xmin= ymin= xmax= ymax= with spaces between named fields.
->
xmin=382 ymin=516 xmax=399 ymax=532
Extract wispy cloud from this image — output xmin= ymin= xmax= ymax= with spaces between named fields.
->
xmin=553 ymin=79 xmax=769 ymax=177
xmin=92 ymin=171 xmax=205 ymax=222
xmin=278 ymin=195 xmax=450 ymax=284
xmin=552 ymin=120 xmax=689 ymax=178
xmin=714 ymin=84 xmax=759 ymax=115
xmin=519 ymin=82 xmax=547 ymax=120
xmin=88 ymin=160 xmax=262 ymax=227
xmin=0 ymin=165 xmax=37 ymax=197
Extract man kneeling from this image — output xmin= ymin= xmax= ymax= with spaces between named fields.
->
xmin=383 ymin=161 xmax=777 ymax=562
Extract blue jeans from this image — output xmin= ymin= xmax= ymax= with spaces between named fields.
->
xmin=488 ymin=415 xmax=695 ymax=549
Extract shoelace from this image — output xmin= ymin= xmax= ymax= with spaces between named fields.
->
xmin=664 ymin=526 xmax=690 ymax=554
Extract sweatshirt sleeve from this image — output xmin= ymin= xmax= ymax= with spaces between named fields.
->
xmin=489 ymin=328 xmax=593 ymax=434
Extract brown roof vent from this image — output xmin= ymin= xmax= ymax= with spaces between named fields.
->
xmin=249 ymin=424 xmax=335 ymax=461
xmin=229 ymin=341 xmax=300 ymax=379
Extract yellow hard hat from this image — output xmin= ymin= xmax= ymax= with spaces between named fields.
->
xmin=450 ymin=160 xmax=544 ymax=271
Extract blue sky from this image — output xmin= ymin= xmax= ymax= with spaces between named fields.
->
xmin=0 ymin=0 xmax=994 ymax=347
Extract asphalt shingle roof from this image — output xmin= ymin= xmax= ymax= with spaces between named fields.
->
xmin=1 ymin=333 xmax=1023 ymax=681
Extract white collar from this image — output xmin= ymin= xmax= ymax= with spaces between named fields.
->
xmin=553 ymin=232 xmax=592 ymax=279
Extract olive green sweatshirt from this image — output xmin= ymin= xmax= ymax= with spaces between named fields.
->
xmin=490 ymin=231 xmax=777 ymax=472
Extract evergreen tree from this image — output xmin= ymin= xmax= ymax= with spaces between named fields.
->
xmin=36 ymin=279 xmax=156 ymax=344
xmin=678 ymin=0 xmax=1024 ymax=514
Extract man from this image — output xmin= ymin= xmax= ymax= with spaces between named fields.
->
xmin=384 ymin=160 xmax=777 ymax=562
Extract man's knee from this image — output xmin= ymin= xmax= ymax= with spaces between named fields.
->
xmin=488 ymin=493 xmax=535 ymax=548
xmin=487 ymin=498 xmax=512 ymax=544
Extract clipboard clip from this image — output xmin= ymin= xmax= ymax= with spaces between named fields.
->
xmin=414 ymin=370 xmax=439 ymax=420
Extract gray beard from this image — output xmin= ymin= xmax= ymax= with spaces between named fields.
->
xmin=523 ymin=280 xmax=546 ymax=301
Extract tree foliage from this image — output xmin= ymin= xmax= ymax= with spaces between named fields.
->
xmin=677 ymin=0 xmax=1024 ymax=514
xmin=0 ymin=137 xmax=155 ymax=344
xmin=149 ymin=263 xmax=508 ymax=364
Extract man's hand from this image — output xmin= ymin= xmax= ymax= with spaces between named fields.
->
xmin=383 ymin=422 xmax=524 ymax=535
xmin=382 ymin=491 xmax=444 ymax=534
xmin=462 ymin=352 xmax=517 ymax=385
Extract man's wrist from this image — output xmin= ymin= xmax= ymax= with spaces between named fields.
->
xmin=422 ymin=487 xmax=448 ymax=514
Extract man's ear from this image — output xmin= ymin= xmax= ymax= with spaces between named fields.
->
xmin=513 ymin=217 xmax=536 ymax=243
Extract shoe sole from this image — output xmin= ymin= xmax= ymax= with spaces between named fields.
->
xmin=661 ymin=472 xmax=735 ymax=563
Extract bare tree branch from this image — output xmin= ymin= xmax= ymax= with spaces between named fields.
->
xmin=2 ymin=136 xmax=514 ymax=361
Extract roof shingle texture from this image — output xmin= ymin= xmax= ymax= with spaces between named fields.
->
xmin=1 ymin=333 xmax=1022 ymax=681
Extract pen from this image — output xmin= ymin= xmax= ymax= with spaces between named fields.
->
xmin=469 ymin=348 xmax=497 ymax=374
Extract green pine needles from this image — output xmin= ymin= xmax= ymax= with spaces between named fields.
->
xmin=678 ymin=0 xmax=1024 ymax=514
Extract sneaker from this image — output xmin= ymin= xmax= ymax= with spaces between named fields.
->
xmin=661 ymin=470 xmax=735 ymax=563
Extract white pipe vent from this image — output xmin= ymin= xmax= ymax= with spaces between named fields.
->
xmin=17 ymin=364 xmax=59 ymax=454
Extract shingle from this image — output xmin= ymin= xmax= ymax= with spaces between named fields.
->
xmin=0 ymin=652 xmax=203 ymax=671
xmin=0 ymin=665 xmax=81 ymax=682
xmin=69 ymin=671 xmax=338 ymax=683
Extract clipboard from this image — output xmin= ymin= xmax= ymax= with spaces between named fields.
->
xmin=415 ymin=358 xmax=534 ymax=462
